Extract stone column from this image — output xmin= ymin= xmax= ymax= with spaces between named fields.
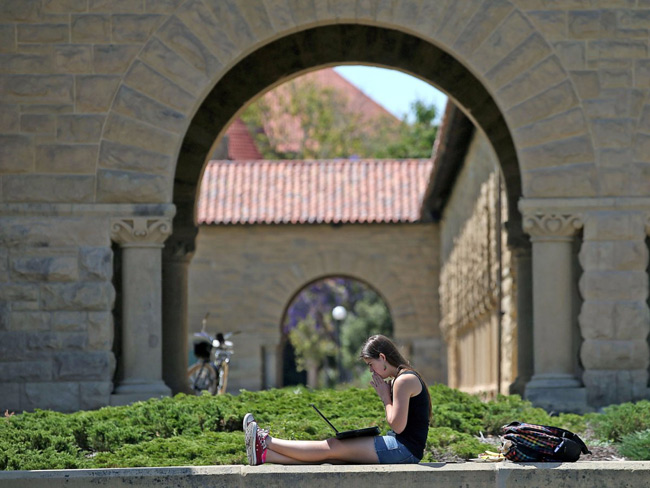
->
xmin=162 ymin=232 xmax=196 ymax=395
xmin=110 ymin=217 xmax=172 ymax=404
xmin=522 ymin=212 xmax=587 ymax=412
xmin=504 ymin=220 xmax=533 ymax=396
xmin=509 ymin=244 xmax=533 ymax=396
xmin=579 ymin=211 xmax=650 ymax=407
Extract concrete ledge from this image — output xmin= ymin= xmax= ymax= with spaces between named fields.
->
xmin=1 ymin=462 xmax=650 ymax=487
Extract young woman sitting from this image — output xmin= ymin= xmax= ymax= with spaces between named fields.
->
xmin=243 ymin=334 xmax=432 ymax=465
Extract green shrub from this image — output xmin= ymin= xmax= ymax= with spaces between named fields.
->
xmin=422 ymin=426 xmax=490 ymax=462
xmin=481 ymin=394 xmax=551 ymax=434
xmin=552 ymin=413 xmax=589 ymax=434
xmin=591 ymin=400 xmax=650 ymax=442
xmin=1 ymin=385 xmax=649 ymax=470
xmin=619 ymin=429 xmax=650 ymax=460
xmin=91 ymin=432 xmax=246 ymax=467
xmin=428 ymin=384 xmax=486 ymax=434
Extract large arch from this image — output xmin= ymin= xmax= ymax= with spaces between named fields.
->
xmin=97 ymin=3 xmax=594 ymax=217
xmin=174 ymin=24 xmax=524 ymax=235
xmin=149 ymin=10 xmax=580 ymax=394
xmin=9 ymin=0 xmax=635 ymax=412
xmin=106 ymin=1 xmax=590 ymax=398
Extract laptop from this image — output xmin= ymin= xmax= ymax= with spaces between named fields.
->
xmin=310 ymin=403 xmax=380 ymax=439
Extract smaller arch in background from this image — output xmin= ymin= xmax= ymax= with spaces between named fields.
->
xmin=278 ymin=274 xmax=394 ymax=389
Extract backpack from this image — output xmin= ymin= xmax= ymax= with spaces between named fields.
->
xmin=500 ymin=421 xmax=591 ymax=462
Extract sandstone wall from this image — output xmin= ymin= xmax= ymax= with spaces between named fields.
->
xmin=1 ymin=0 xmax=650 ymax=411
xmin=2 ymin=206 xmax=116 ymax=411
xmin=188 ymin=223 xmax=443 ymax=392
xmin=439 ymin=133 xmax=517 ymax=397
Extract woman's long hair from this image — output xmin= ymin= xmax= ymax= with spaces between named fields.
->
xmin=360 ymin=334 xmax=432 ymax=420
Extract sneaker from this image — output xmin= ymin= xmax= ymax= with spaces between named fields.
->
xmin=245 ymin=421 xmax=268 ymax=466
xmin=243 ymin=413 xmax=255 ymax=431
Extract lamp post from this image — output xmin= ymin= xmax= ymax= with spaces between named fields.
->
xmin=332 ymin=305 xmax=347 ymax=382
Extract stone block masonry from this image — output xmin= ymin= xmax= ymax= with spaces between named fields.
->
xmin=0 ymin=237 xmax=115 ymax=411
xmin=189 ymin=223 xmax=442 ymax=392
xmin=2 ymin=0 xmax=650 ymax=412
xmin=0 ymin=204 xmax=172 ymax=412
xmin=579 ymin=210 xmax=650 ymax=406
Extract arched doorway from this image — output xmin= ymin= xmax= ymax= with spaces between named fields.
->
xmin=163 ymin=24 xmax=527 ymax=395
xmin=173 ymin=25 xmax=523 ymax=233
xmin=279 ymin=276 xmax=393 ymax=388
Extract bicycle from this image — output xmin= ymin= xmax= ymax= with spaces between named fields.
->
xmin=187 ymin=313 xmax=238 ymax=395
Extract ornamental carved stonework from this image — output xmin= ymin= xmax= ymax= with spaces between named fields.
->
xmin=110 ymin=217 xmax=173 ymax=247
xmin=522 ymin=213 xmax=583 ymax=238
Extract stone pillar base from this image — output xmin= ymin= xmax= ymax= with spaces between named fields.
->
xmin=110 ymin=381 xmax=171 ymax=406
xmin=526 ymin=373 xmax=582 ymax=389
xmin=525 ymin=383 xmax=588 ymax=414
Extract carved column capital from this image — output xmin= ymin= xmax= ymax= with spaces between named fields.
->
xmin=110 ymin=217 xmax=172 ymax=248
xmin=522 ymin=212 xmax=583 ymax=240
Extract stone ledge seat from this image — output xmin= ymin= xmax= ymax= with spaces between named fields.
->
xmin=1 ymin=462 xmax=650 ymax=487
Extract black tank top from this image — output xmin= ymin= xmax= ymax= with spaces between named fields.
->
xmin=394 ymin=371 xmax=430 ymax=459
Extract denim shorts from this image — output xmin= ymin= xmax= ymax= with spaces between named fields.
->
xmin=374 ymin=434 xmax=421 ymax=464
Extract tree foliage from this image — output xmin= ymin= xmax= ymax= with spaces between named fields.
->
xmin=289 ymin=318 xmax=336 ymax=374
xmin=240 ymin=77 xmax=439 ymax=159
xmin=284 ymin=277 xmax=393 ymax=386
xmin=340 ymin=297 xmax=392 ymax=371
xmin=375 ymin=99 xmax=439 ymax=158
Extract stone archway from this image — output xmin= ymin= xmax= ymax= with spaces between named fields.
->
xmin=9 ymin=0 xmax=633 ymax=412
xmin=173 ymin=24 xmax=526 ymax=237
xmin=131 ymin=8 xmax=590 ymax=402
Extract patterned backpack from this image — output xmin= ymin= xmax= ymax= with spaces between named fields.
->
xmin=500 ymin=421 xmax=591 ymax=462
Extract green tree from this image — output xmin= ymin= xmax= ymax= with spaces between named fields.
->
xmin=376 ymin=99 xmax=439 ymax=158
xmin=240 ymin=78 xmax=402 ymax=159
xmin=283 ymin=277 xmax=394 ymax=386
xmin=288 ymin=317 xmax=337 ymax=388
xmin=340 ymin=294 xmax=393 ymax=372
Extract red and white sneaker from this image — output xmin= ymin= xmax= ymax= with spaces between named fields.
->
xmin=245 ymin=420 xmax=268 ymax=466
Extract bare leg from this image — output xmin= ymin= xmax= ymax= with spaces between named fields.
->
xmin=265 ymin=436 xmax=379 ymax=464
xmin=265 ymin=450 xmax=312 ymax=465
xmin=265 ymin=450 xmax=348 ymax=465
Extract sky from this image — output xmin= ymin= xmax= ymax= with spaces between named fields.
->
xmin=334 ymin=65 xmax=448 ymax=123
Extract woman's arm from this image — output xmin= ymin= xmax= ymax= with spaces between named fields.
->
xmin=372 ymin=372 xmax=421 ymax=434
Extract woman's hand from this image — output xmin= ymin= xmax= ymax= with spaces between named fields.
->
xmin=370 ymin=372 xmax=392 ymax=405
xmin=378 ymin=373 xmax=422 ymax=434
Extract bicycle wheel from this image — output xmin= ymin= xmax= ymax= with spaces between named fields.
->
xmin=187 ymin=361 xmax=218 ymax=395
xmin=216 ymin=361 xmax=229 ymax=395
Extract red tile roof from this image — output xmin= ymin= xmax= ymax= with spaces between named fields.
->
xmin=198 ymin=159 xmax=434 ymax=225
xmin=225 ymin=118 xmax=262 ymax=160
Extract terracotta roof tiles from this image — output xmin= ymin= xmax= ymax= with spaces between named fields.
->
xmin=198 ymin=159 xmax=433 ymax=225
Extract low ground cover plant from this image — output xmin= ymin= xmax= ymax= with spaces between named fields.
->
xmin=1 ymin=384 xmax=648 ymax=470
